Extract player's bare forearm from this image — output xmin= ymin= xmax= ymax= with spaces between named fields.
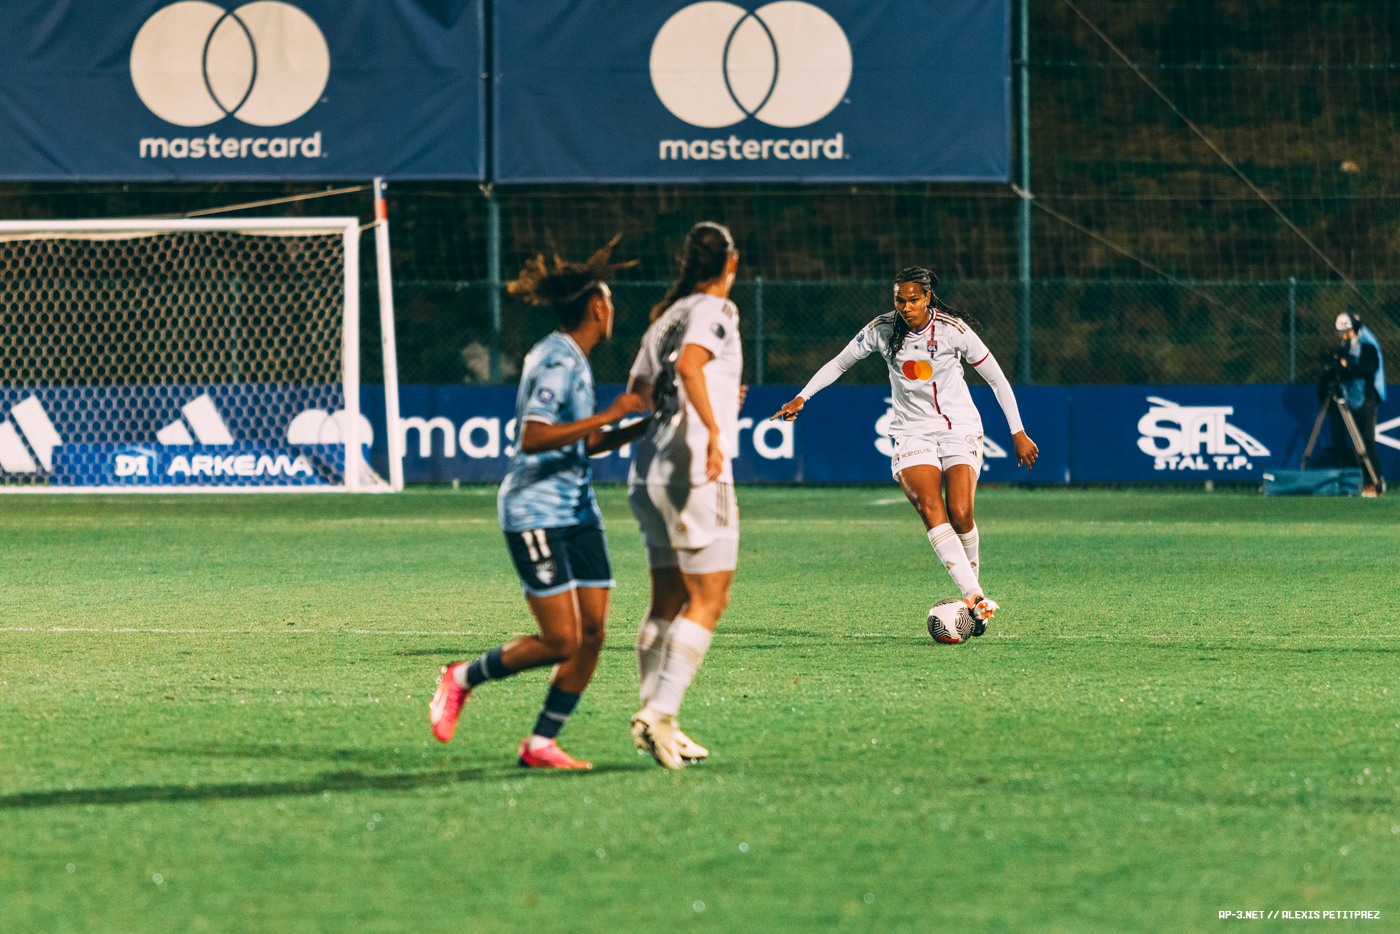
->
xmin=676 ymin=345 xmax=720 ymax=436
xmin=521 ymin=394 xmax=646 ymax=454
xmin=627 ymin=378 xmax=655 ymax=409
xmin=586 ymin=417 xmax=650 ymax=455
xmin=677 ymin=345 xmax=724 ymax=481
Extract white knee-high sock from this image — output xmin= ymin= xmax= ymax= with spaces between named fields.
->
xmin=929 ymin=523 xmax=981 ymax=600
xmin=648 ymin=617 xmax=713 ymax=717
xmin=635 ymin=614 xmax=673 ymax=704
xmin=958 ymin=525 xmax=980 ymax=583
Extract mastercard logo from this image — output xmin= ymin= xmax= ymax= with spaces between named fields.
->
xmin=901 ymin=359 xmax=933 ymax=380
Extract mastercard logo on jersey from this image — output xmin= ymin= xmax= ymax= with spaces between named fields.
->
xmin=901 ymin=360 xmax=933 ymax=380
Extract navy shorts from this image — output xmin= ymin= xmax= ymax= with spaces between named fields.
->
xmin=504 ymin=524 xmax=615 ymax=597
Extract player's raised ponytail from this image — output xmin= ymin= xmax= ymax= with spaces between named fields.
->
xmin=888 ymin=266 xmax=982 ymax=366
xmin=509 ymin=235 xmax=637 ymax=330
xmin=650 ymin=221 xmax=737 ymax=321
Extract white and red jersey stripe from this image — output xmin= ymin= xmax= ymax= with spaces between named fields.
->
xmin=843 ymin=310 xmax=993 ymax=436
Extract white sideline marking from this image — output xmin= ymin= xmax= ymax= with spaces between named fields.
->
xmin=0 ymin=627 xmax=753 ymax=637
xmin=0 ymin=628 xmax=480 ymax=635
xmin=0 ymin=628 xmax=1390 ymax=641
xmin=1053 ymin=633 xmax=1400 ymax=640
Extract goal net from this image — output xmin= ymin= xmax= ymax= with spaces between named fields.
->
xmin=0 ymin=217 xmax=386 ymax=492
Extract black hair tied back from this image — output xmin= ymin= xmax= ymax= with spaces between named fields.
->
xmin=886 ymin=266 xmax=981 ymax=365
xmin=508 ymin=235 xmax=638 ymax=331
xmin=650 ymin=221 xmax=737 ymax=320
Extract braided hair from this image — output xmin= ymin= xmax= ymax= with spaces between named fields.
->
xmin=885 ymin=266 xmax=982 ymax=367
xmin=650 ymin=221 xmax=737 ymax=321
xmin=508 ymin=235 xmax=638 ymax=330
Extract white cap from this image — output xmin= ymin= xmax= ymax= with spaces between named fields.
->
xmin=1335 ymin=312 xmax=1356 ymax=332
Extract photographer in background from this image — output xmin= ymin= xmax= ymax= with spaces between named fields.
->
xmin=1319 ymin=312 xmax=1386 ymax=497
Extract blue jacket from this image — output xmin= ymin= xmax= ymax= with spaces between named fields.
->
xmin=1341 ymin=326 xmax=1386 ymax=410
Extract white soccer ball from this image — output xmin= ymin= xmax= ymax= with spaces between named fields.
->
xmin=927 ymin=599 xmax=974 ymax=645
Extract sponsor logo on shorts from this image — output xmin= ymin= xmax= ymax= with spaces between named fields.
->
xmin=536 ymin=388 xmax=555 ymax=403
xmin=534 ymin=560 xmax=557 ymax=585
xmin=711 ymin=323 xmax=726 ymax=339
xmin=674 ymin=521 xmax=688 ymax=534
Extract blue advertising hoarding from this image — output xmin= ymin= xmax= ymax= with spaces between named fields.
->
xmin=357 ymin=384 xmax=1067 ymax=484
xmin=0 ymin=0 xmax=484 ymax=180
xmin=355 ymin=383 xmax=1400 ymax=486
xmin=10 ymin=382 xmax=1391 ymax=488
xmin=1069 ymin=385 xmax=1400 ymax=483
xmin=492 ymin=0 xmax=1011 ymax=183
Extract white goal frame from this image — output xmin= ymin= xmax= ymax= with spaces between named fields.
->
xmin=0 ymin=216 xmax=402 ymax=494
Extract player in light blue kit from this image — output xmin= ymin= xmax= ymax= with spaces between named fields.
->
xmin=430 ymin=240 xmax=648 ymax=768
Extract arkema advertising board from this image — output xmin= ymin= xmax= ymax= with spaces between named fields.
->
xmin=492 ymin=0 xmax=1011 ymax=183
xmin=0 ymin=0 xmax=483 ymax=180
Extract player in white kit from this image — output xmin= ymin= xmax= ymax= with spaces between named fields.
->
xmin=625 ymin=222 xmax=743 ymax=768
xmin=772 ymin=267 xmax=1037 ymax=639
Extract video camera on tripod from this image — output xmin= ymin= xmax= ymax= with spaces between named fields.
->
xmin=1301 ymin=335 xmax=1381 ymax=491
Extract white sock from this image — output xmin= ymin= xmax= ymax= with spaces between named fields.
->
xmin=648 ymin=617 xmax=713 ymax=717
xmin=929 ymin=523 xmax=981 ymax=600
xmin=958 ymin=525 xmax=980 ymax=584
xmin=635 ymin=614 xmax=672 ymax=704
xmin=526 ymin=734 xmax=553 ymax=751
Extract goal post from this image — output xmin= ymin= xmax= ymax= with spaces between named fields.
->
xmin=0 ymin=216 xmax=400 ymax=492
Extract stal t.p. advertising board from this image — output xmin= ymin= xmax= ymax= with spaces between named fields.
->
xmin=492 ymin=0 xmax=1011 ymax=182
xmin=0 ymin=0 xmax=484 ymax=179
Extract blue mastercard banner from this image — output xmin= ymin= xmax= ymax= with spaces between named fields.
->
xmin=0 ymin=0 xmax=483 ymax=180
xmin=492 ymin=0 xmax=1011 ymax=183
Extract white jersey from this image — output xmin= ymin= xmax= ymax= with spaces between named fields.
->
xmin=798 ymin=310 xmax=1024 ymax=438
xmin=628 ymin=292 xmax=743 ymax=486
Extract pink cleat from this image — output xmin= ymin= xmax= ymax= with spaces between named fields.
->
xmin=518 ymin=738 xmax=592 ymax=769
xmin=429 ymin=663 xmax=470 ymax=743
xmin=964 ymin=595 xmax=999 ymax=637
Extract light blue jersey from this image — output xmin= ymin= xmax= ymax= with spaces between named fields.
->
xmin=498 ymin=332 xmax=603 ymax=532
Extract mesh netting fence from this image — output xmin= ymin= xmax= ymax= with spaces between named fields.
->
xmin=370 ymin=277 xmax=1393 ymax=387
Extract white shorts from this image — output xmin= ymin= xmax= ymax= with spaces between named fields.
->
xmin=889 ymin=430 xmax=983 ymax=479
xmin=629 ymin=482 xmax=739 ymax=574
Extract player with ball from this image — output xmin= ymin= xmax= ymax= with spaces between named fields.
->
xmin=772 ymin=267 xmax=1037 ymax=642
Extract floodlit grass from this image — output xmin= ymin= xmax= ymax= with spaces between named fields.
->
xmin=1 ymin=486 xmax=1397 ymax=933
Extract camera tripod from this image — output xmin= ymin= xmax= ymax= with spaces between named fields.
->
xmin=1300 ymin=392 xmax=1382 ymax=491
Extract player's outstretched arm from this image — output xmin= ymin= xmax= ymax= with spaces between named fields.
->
xmin=521 ymin=393 xmax=647 ymax=454
xmin=771 ymin=330 xmax=872 ymax=421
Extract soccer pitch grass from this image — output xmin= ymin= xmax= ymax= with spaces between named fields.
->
xmin=1 ymin=487 xmax=1397 ymax=933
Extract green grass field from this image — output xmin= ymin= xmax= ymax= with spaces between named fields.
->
xmin=1 ymin=486 xmax=1398 ymax=933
